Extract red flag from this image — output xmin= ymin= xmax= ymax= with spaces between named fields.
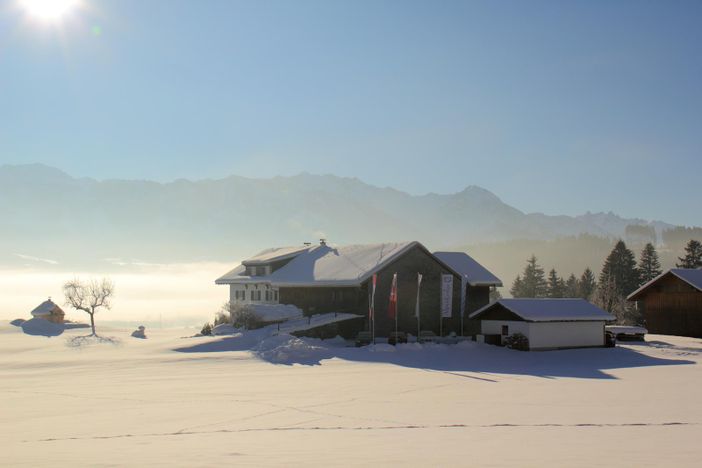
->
xmin=387 ymin=273 xmax=398 ymax=319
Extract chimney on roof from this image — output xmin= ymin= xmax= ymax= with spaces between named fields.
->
xmin=319 ymin=238 xmax=326 ymax=246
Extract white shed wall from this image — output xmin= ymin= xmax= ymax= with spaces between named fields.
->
xmin=527 ymin=321 xmax=605 ymax=350
xmin=480 ymin=319 xmax=606 ymax=350
xmin=481 ymin=320 xmax=529 ymax=339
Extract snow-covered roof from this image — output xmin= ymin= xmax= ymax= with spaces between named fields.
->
xmin=432 ymin=251 xmax=502 ymax=286
xmin=469 ymin=298 xmax=615 ymax=322
xmin=216 ymin=241 xmax=421 ymax=287
xmin=216 ymin=264 xmax=250 ymax=283
xmin=242 ymin=245 xmax=311 ymax=266
xmin=30 ymin=299 xmax=64 ymax=317
xmin=628 ymin=268 xmax=702 ymax=301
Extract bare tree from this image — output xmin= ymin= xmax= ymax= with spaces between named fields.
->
xmin=593 ymin=273 xmax=641 ymax=325
xmin=223 ymin=301 xmax=262 ymax=329
xmin=63 ymin=278 xmax=115 ymax=335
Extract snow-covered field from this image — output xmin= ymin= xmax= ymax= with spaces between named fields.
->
xmin=2 ymin=322 xmax=701 ymax=467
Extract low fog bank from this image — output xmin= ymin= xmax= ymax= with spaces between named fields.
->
xmin=1 ymin=235 xmax=689 ymax=326
xmin=0 ymin=262 xmax=231 ymax=326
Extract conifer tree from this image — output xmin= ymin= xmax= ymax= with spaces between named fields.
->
xmin=547 ymin=269 xmax=565 ymax=298
xmin=511 ymin=255 xmax=548 ymax=298
xmin=565 ymin=273 xmax=579 ymax=298
xmin=599 ymin=240 xmax=640 ymax=297
xmin=676 ymin=239 xmax=702 ymax=269
xmin=638 ymin=242 xmax=662 ymax=284
xmin=510 ymin=274 xmax=524 ymax=298
xmin=579 ymin=267 xmax=596 ymax=300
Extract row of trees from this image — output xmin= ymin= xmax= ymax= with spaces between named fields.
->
xmin=509 ymin=239 xmax=702 ymax=325
xmin=510 ymin=256 xmax=596 ymax=299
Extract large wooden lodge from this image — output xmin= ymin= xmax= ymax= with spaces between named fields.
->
xmin=216 ymin=240 xmax=502 ymax=338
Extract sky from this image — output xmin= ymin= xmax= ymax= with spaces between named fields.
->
xmin=0 ymin=0 xmax=700 ymax=226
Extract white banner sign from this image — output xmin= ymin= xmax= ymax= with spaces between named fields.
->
xmin=440 ymin=274 xmax=453 ymax=318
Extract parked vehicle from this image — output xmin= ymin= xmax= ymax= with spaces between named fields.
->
xmin=605 ymin=325 xmax=646 ymax=341
xmin=388 ymin=331 xmax=408 ymax=345
xmin=355 ymin=331 xmax=373 ymax=347
xmin=418 ymin=330 xmax=438 ymax=343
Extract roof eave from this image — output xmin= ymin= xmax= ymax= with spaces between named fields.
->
xmin=467 ymin=280 xmax=503 ymax=287
xmin=215 ymin=277 xmax=271 ymax=285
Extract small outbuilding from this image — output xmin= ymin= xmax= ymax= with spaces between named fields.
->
xmin=627 ymin=268 xmax=702 ymax=338
xmin=470 ymin=298 xmax=614 ymax=351
xmin=30 ymin=298 xmax=65 ymax=324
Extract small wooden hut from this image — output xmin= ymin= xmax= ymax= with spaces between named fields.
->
xmin=30 ymin=298 xmax=65 ymax=324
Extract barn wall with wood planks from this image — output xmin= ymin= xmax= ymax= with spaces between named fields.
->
xmin=638 ymin=274 xmax=702 ymax=338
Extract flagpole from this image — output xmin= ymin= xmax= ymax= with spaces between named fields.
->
xmin=395 ymin=273 xmax=398 ymax=338
xmin=460 ymin=277 xmax=466 ymax=337
xmin=371 ymin=285 xmax=375 ymax=346
xmin=371 ymin=274 xmax=377 ymax=345
xmin=415 ymin=272 xmax=422 ymax=340
xmin=368 ymin=283 xmax=372 ymax=339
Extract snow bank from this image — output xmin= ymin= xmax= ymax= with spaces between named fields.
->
xmin=254 ymin=334 xmax=338 ymax=365
xmin=212 ymin=323 xmax=237 ymax=335
xmin=607 ymin=325 xmax=648 ymax=335
xmin=277 ymin=312 xmax=362 ymax=333
xmin=66 ymin=335 xmax=121 ymax=348
xmin=368 ymin=343 xmax=396 ymax=353
xmin=20 ymin=318 xmax=64 ymax=337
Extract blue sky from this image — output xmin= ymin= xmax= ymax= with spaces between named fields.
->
xmin=1 ymin=0 xmax=700 ymax=225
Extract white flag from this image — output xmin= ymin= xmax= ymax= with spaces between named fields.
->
xmin=415 ymin=273 xmax=422 ymax=318
xmin=440 ymin=274 xmax=453 ymax=318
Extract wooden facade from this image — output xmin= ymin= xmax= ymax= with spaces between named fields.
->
xmin=630 ymin=274 xmax=702 ymax=338
xmin=464 ymin=285 xmax=490 ymax=335
xmin=279 ymin=244 xmax=478 ymax=337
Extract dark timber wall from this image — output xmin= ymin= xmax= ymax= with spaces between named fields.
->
xmin=464 ymin=285 xmax=491 ymax=335
xmin=355 ymin=245 xmax=463 ymax=337
xmin=279 ymin=286 xmax=363 ymax=316
xmin=637 ymin=275 xmax=702 ymax=338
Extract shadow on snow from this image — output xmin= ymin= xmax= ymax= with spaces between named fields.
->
xmin=173 ymin=333 xmax=695 ymax=380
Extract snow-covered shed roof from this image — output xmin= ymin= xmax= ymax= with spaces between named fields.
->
xmin=216 ymin=241 xmax=426 ymax=287
xmin=30 ymin=299 xmax=64 ymax=317
xmin=433 ymin=251 xmax=502 ymax=287
xmin=628 ymin=268 xmax=702 ymax=301
xmin=469 ymin=298 xmax=615 ymax=322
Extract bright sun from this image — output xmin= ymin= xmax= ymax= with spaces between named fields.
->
xmin=20 ymin=0 xmax=81 ymax=22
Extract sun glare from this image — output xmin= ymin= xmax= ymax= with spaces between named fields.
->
xmin=20 ymin=0 xmax=81 ymax=22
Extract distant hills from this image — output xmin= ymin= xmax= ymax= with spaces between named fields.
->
xmin=0 ymin=164 xmax=694 ymax=279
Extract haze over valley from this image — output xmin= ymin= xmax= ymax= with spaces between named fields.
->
xmin=1 ymin=163 xmax=698 ymax=324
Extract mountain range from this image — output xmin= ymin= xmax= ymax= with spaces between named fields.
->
xmin=0 ymin=163 xmax=687 ymax=270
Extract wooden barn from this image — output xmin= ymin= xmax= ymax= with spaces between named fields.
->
xmin=216 ymin=241 xmax=501 ymax=338
xmin=627 ymin=268 xmax=702 ymax=338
